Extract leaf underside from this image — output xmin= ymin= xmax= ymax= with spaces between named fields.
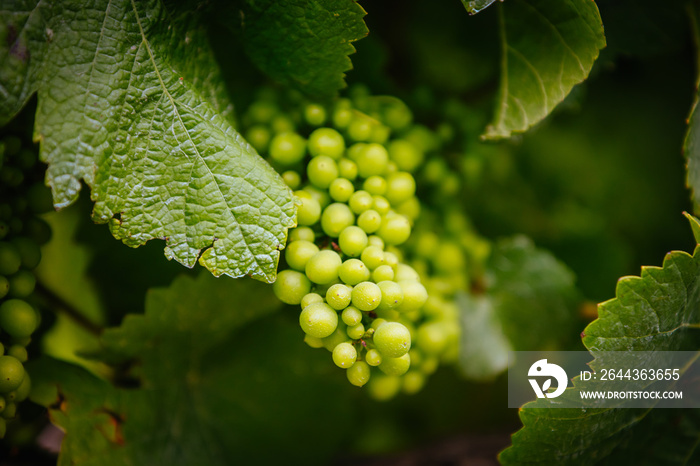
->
xmin=0 ymin=0 xmax=295 ymax=282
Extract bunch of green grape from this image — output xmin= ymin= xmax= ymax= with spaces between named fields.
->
xmin=243 ymin=86 xmax=467 ymax=400
xmin=0 ymin=132 xmax=53 ymax=436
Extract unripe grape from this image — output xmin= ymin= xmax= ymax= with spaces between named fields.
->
xmin=385 ymin=172 xmax=416 ymax=205
xmin=382 ymin=99 xmax=412 ymax=131
xmin=326 ymin=284 xmax=352 ymax=310
xmin=304 ymin=103 xmax=327 ymax=126
xmin=348 ymin=190 xmax=373 ymax=214
xmin=299 ymin=302 xmax=338 ymax=338
xmin=341 ymin=306 xmax=363 ymax=326
xmin=273 ymin=270 xmax=311 ymax=305
xmin=373 ymin=321 xmax=411 ymax=358
xmin=368 ymin=373 xmax=401 ymax=401
xmin=395 ymin=264 xmax=420 ymax=282
xmin=367 ymin=235 xmax=384 ymax=250
xmin=11 ymin=237 xmax=41 ymax=270
xmin=0 ymin=242 xmax=21 ymax=276
xmin=360 ymin=246 xmax=385 ymax=270
xmin=305 ymin=250 xmax=342 ymax=284
xmin=333 ymin=107 xmax=353 ymax=129
xmin=282 ymin=170 xmax=301 ymax=190
xmin=377 ymin=280 xmax=404 ymax=310
xmin=416 ymin=322 xmax=448 ymax=355
xmin=308 ymin=128 xmax=345 ymax=159
xmin=301 ymin=292 xmax=324 ymax=309
xmin=346 ymin=322 xmax=365 ymax=340
xmin=294 ymin=191 xmax=321 ymax=226
xmin=322 ymin=324 xmax=350 ymax=351
xmin=7 ymin=345 xmax=27 ymax=363
xmin=271 ymin=114 xmax=295 ymax=133
xmin=321 ymin=203 xmax=355 ymax=238
xmin=338 ymin=158 xmax=358 ymax=180
xmin=357 ymin=210 xmax=381 ymax=234
xmin=285 ymin=240 xmax=319 ymax=272
xmin=396 ymin=197 xmax=420 ymax=221
xmin=370 ymin=318 xmax=387 ymax=330
xmin=0 ymin=396 xmax=4 ymax=412
xmin=303 ymin=185 xmax=331 ymax=209
xmin=0 ymin=356 xmax=24 ymax=393
xmin=338 ymin=226 xmax=368 ymax=257
xmin=363 ymin=176 xmax=387 ymax=196
xmin=0 ymin=300 xmax=37 ymax=338
xmin=304 ymin=334 xmax=325 ymax=349
xmin=356 ymin=143 xmax=389 ymax=178
xmin=0 ymin=277 xmax=8 ymax=300
xmin=329 ymin=178 xmax=354 ymax=203
xmin=245 ymin=125 xmax=271 ymax=153
xmin=383 ymin=252 xmax=399 ymax=268
xmin=307 ymin=155 xmax=338 ymax=189
xmin=402 ymin=371 xmax=425 ymax=394
xmin=397 ymin=281 xmax=428 ymax=312
xmin=8 ymin=270 xmax=35 ymax=298
xmin=332 ymin=342 xmax=357 ymax=368
xmin=372 ymin=265 xmax=394 ymax=282
xmin=388 ymin=139 xmax=423 ymax=172
xmin=346 ymin=360 xmax=370 ymax=387
xmin=347 ymin=118 xmax=373 ymax=142
xmin=25 ymin=217 xmax=52 ymax=245
xmin=1 ymin=402 xmax=16 ymax=419
xmin=15 ymin=373 xmax=30 ymax=402
xmin=338 ymin=259 xmax=370 ymax=285
xmin=372 ymin=196 xmax=391 ymax=215
xmin=435 ymin=242 xmax=466 ymax=273
xmin=379 ymin=353 xmax=410 ymax=376
xmin=269 ymin=132 xmax=306 ymax=165
xmin=351 ymin=281 xmax=382 ymax=311
xmin=369 ymin=124 xmax=390 ymax=145
xmin=365 ymin=349 xmax=382 ymax=366
xmin=378 ymin=215 xmax=411 ymax=245
xmin=288 ymin=227 xmax=315 ymax=243
xmin=246 ymin=100 xmax=278 ymax=124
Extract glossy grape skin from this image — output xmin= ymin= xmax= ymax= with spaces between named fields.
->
xmin=288 ymin=227 xmax=315 ymax=243
xmin=269 ymin=132 xmax=306 ymax=165
xmin=272 ymin=270 xmax=311 ymax=305
xmin=338 ymin=158 xmax=358 ymax=180
xmin=394 ymin=264 xmax=420 ymax=282
xmin=365 ymin=349 xmax=382 ymax=366
xmin=373 ymin=321 xmax=411 ymax=358
xmin=332 ymin=342 xmax=357 ymax=368
xmin=294 ymin=191 xmax=321 ymax=226
xmin=322 ymin=324 xmax=350 ymax=351
xmin=357 ymin=210 xmax=381 ymax=234
xmin=416 ymin=322 xmax=448 ymax=355
xmin=0 ymin=242 xmax=21 ymax=276
xmin=341 ymin=306 xmax=363 ymax=326
xmin=360 ymin=246 xmax=385 ymax=270
xmin=347 ymin=118 xmax=373 ymax=142
xmin=285 ymin=240 xmax=319 ymax=272
xmin=7 ymin=345 xmax=27 ymax=363
xmin=348 ymin=190 xmax=373 ymax=214
xmin=338 ymin=226 xmax=368 ymax=257
xmin=351 ymin=281 xmax=382 ymax=311
xmin=385 ymin=172 xmax=416 ymax=205
xmin=356 ymin=143 xmax=389 ymax=178
xmin=372 ymin=196 xmax=391 ymax=215
xmin=346 ymin=322 xmax=365 ymax=340
xmin=367 ymin=373 xmax=401 ymax=401
xmin=371 ymin=265 xmax=394 ymax=282
xmin=299 ymin=302 xmax=338 ymax=338
xmin=0 ymin=356 xmax=24 ymax=393
xmin=0 ymin=299 xmax=37 ymax=338
xmin=388 ymin=139 xmax=423 ymax=172
xmin=378 ymin=215 xmax=411 ymax=245
xmin=363 ymin=176 xmax=387 ymax=196
xmin=326 ymin=284 xmax=352 ymax=310
xmin=338 ymin=259 xmax=370 ymax=285
xmin=321 ymin=203 xmax=355 ymax=238
xmin=8 ymin=270 xmax=35 ymax=298
xmin=304 ymin=104 xmax=327 ymax=126
xmin=307 ymin=155 xmax=338 ymax=189
xmin=328 ymin=178 xmax=354 ymax=203
xmin=378 ymin=353 xmax=410 ymax=376
xmin=346 ymin=360 xmax=371 ymax=387
xmin=308 ymin=128 xmax=345 ymax=159
xmin=304 ymin=334 xmax=325 ymax=349
xmin=376 ymin=281 xmax=404 ymax=310
xmin=397 ymin=281 xmax=428 ymax=312
xmin=301 ymin=293 xmax=324 ymax=309
xmin=305 ymin=250 xmax=342 ymax=284
xmin=282 ymin=170 xmax=301 ymax=190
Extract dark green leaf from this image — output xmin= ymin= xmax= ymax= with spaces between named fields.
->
xmin=0 ymin=0 xmax=295 ymax=282
xmin=684 ymin=2 xmax=700 ymax=213
xmin=483 ymin=0 xmax=606 ymax=139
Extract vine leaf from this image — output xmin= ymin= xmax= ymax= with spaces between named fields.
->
xmin=0 ymin=0 xmax=295 ymax=282
xmin=458 ymin=236 xmax=580 ymax=380
xmin=30 ymin=273 xmax=356 ymax=465
xmin=499 ymin=216 xmax=700 ymax=465
xmin=684 ymin=2 xmax=700 ymax=212
xmin=483 ymin=0 xmax=606 ymax=140
xmin=234 ymin=0 xmax=368 ymax=99
xmin=461 ymin=0 xmax=500 ymax=16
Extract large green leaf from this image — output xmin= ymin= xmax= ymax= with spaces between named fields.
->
xmin=483 ymin=0 xmax=606 ymax=139
xmin=499 ymin=220 xmax=700 ymax=465
xmin=459 ymin=236 xmax=580 ymax=380
xmin=234 ymin=0 xmax=368 ymax=99
xmin=30 ymin=273 xmax=357 ymax=465
xmin=0 ymin=0 xmax=295 ymax=282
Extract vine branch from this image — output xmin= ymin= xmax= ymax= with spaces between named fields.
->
xmin=34 ymin=281 xmax=103 ymax=336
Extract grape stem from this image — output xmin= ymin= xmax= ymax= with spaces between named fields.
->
xmin=33 ymin=282 xmax=103 ymax=336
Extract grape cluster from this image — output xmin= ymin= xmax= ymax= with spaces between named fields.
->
xmin=0 ymin=132 xmax=53 ymax=436
xmin=244 ymin=86 xmax=463 ymax=399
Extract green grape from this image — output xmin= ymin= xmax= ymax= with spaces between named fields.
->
xmin=272 ymin=270 xmax=311 ymax=305
xmin=435 ymin=242 xmax=466 ymax=273
xmin=332 ymin=107 xmax=353 ymax=129
xmin=367 ymin=235 xmax=384 ymax=250
xmin=397 ymin=281 xmax=428 ymax=312
xmin=0 ymin=222 xmax=8 ymax=240
xmin=305 ymin=250 xmax=342 ymax=284
xmin=4 ymin=391 xmax=15 ymax=402
xmin=341 ymin=306 xmax=363 ymax=326
xmin=402 ymin=371 xmax=425 ymax=394
xmin=385 ymin=172 xmax=416 ymax=206
xmin=346 ymin=142 xmax=366 ymax=161
xmin=271 ymin=114 xmax=295 ymax=133
xmin=351 ymin=281 xmax=382 ymax=311
xmin=245 ymin=125 xmax=272 ymax=153
xmin=303 ymin=185 xmax=331 ymax=209
xmin=348 ymin=190 xmax=373 ymax=214
xmin=11 ymin=237 xmax=41 ymax=270
xmin=388 ymin=139 xmax=423 ymax=172
xmin=328 ymin=178 xmax=354 ymax=203
xmin=369 ymin=124 xmax=390 ymax=145
xmin=365 ymin=349 xmax=382 ymax=366
xmin=356 ymin=143 xmax=389 ymax=178
xmin=304 ymin=103 xmax=327 ymax=126
xmin=304 ymin=334 xmax=325 ymax=349
xmin=1 ymin=402 xmax=16 ymax=419
xmin=376 ymin=281 xmax=404 ymax=310
xmin=322 ymin=324 xmax=350 ymax=351
xmin=338 ymin=158 xmax=358 ymax=180
xmin=367 ymin=373 xmax=401 ymax=401
xmin=396 ymin=198 xmax=420 ymax=222
xmin=0 ymin=299 xmax=37 ymax=338
xmin=346 ymin=322 xmax=365 ymax=340
xmin=413 ymin=231 xmax=439 ymax=259
xmin=357 ymin=210 xmax=381 ymax=234
xmin=285 ymin=240 xmax=319 ymax=272
xmin=299 ymin=302 xmax=338 ymax=338
xmin=423 ymin=158 xmax=448 ymax=184
xmin=338 ymin=226 xmax=368 ymax=257
xmin=378 ymin=215 xmax=411 ymax=245
xmin=0 ymin=276 xmax=8 ymax=300
xmin=346 ymin=360 xmax=371 ymax=387
xmin=373 ymin=321 xmax=411 ymax=358
xmin=0 ymin=242 xmax=21 ymax=276
xmin=338 ymin=259 xmax=370 ymax=285
xmin=246 ymin=100 xmax=278 ymax=124
xmin=372 ymin=265 xmax=394 ymax=282
xmin=404 ymin=124 xmax=438 ymax=153
xmin=7 ymin=345 xmax=27 ymax=363
xmin=360 ymin=245 xmax=385 ymax=270
xmin=421 ymin=356 xmax=439 ymax=375
xmin=15 ymin=372 xmax=30 ymax=402
xmin=308 ymin=128 xmax=345 ymax=159
xmin=332 ymin=342 xmax=357 ymax=368
xmin=269 ymin=132 xmax=306 ymax=165
xmin=8 ymin=270 xmax=35 ymax=298
xmin=24 ymin=217 xmax=52 ymax=245
xmin=0 ymin=356 xmax=24 ymax=393
xmin=370 ymin=318 xmax=387 ymax=330
xmin=416 ymin=322 xmax=448 ymax=355
xmin=395 ymin=264 xmax=420 ymax=282
xmin=363 ymin=176 xmax=387 ymax=196
xmin=307 ymin=155 xmax=338 ymax=189
xmin=383 ymin=251 xmax=399 ymax=268
xmin=321 ymin=203 xmax=355 ymax=238
xmin=288 ymin=227 xmax=315 ymax=243
xmin=294 ymin=191 xmax=321 ymax=226
xmin=379 ymin=353 xmax=410 ymax=376
xmin=301 ymin=292 xmax=324 ymax=309
xmin=384 ymin=161 xmax=398 ymax=176
xmin=325 ymin=284 xmax=352 ymax=310
xmin=347 ymin=118 xmax=373 ymax=142
xmin=372 ymin=196 xmax=391 ymax=215
xmin=0 ymin=396 xmax=4 ymax=412
xmin=282 ymin=170 xmax=301 ymax=190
